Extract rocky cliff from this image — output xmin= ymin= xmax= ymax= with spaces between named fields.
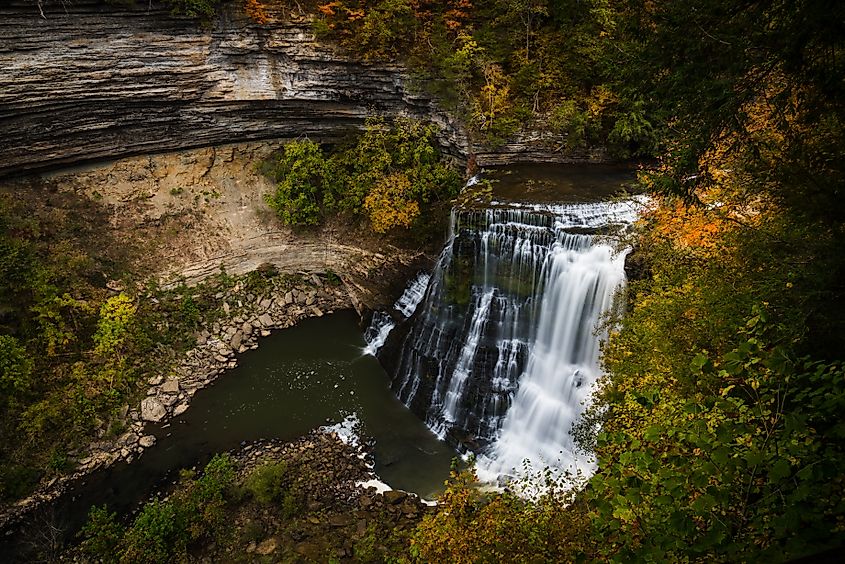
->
xmin=0 ymin=0 xmax=606 ymax=178
xmin=0 ymin=0 xmax=471 ymax=178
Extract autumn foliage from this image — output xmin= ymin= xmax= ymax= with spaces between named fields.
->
xmin=243 ymin=0 xmax=270 ymax=23
xmin=261 ymin=118 xmax=462 ymax=234
xmin=364 ymin=173 xmax=421 ymax=233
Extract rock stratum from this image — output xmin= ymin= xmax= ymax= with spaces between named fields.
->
xmin=0 ymin=0 xmax=468 ymax=177
xmin=0 ymin=0 xmax=604 ymax=178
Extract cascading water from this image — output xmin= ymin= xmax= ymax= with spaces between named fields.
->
xmin=383 ymin=196 xmax=642 ymax=484
xmin=363 ymin=272 xmax=431 ymax=356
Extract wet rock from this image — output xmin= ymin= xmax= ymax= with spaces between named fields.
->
xmin=140 ymin=398 xmax=166 ymax=422
xmin=139 ymin=435 xmax=156 ymax=448
xmin=161 ymin=394 xmax=179 ymax=407
xmin=117 ymin=431 xmax=137 ymax=446
xmin=383 ymin=490 xmax=407 ymax=505
xmin=173 ymin=403 xmax=189 ymax=416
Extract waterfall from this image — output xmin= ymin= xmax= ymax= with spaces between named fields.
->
xmin=475 ymin=231 xmax=628 ymax=484
xmin=387 ymin=197 xmax=641 ymax=484
xmin=363 ymin=272 xmax=431 ymax=356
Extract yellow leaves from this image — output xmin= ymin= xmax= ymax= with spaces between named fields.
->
xmin=363 ymin=172 xmax=421 ymax=233
xmin=93 ymin=293 xmax=137 ymax=359
xmin=473 ymin=63 xmax=511 ymax=131
xmin=586 ymin=85 xmax=618 ymax=120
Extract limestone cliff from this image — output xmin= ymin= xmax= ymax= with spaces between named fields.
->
xmin=0 ymin=0 xmax=468 ymax=177
xmin=0 ymin=0 xmax=604 ymax=178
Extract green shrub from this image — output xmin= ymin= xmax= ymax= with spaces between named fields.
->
xmin=261 ymin=118 xmax=462 ymax=234
xmin=245 ymin=461 xmax=288 ymax=505
xmin=163 ymin=0 xmax=220 ymax=19
xmin=263 ymin=140 xmax=336 ymax=227
xmin=79 ymin=505 xmax=123 ymax=560
xmin=79 ymin=454 xmax=236 ymax=562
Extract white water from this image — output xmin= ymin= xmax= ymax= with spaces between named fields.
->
xmin=476 ymin=232 xmax=629 ymax=485
xmin=395 ymin=273 xmax=431 ymax=317
xmin=363 ymin=312 xmax=395 ymax=356
xmin=432 ymin=289 xmax=495 ymax=438
xmin=363 ymin=272 xmax=431 ymax=356
xmin=387 ymin=197 xmax=642 ymax=489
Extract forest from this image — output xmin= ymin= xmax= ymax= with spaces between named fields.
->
xmin=4 ymin=0 xmax=845 ymax=561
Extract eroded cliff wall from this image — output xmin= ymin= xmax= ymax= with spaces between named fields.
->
xmin=0 ymin=0 xmax=470 ymax=177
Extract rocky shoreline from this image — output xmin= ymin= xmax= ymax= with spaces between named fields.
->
xmin=0 ymin=270 xmax=354 ymax=533
xmin=60 ymin=427 xmax=434 ymax=562
xmin=224 ymin=431 xmax=434 ymax=562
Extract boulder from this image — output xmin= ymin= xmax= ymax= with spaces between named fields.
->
xmin=140 ymin=398 xmax=166 ymax=422
xmin=383 ymin=490 xmax=407 ymax=505
xmin=258 ymin=313 xmax=274 ymax=327
xmin=161 ymin=379 xmax=180 ymax=393
xmin=230 ymin=330 xmax=243 ymax=350
xmin=256 ymin=538 xmax=278 ymax=555
xmin=139 ymin=435 xmax=156 ymax=448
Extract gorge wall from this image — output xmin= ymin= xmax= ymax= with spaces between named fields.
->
xmin=0 ymin=0 xmax=603 ymax=178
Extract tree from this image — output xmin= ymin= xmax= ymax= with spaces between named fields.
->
xmin=263 ymin=140 xmax=336 ymax=227
xmin=93 ymin=293 xmax=136 ymax=361
xmin=364 ymin=173 xmax=421 ymax=232
xmin=0 ymin=335 xmax=33 ymax=406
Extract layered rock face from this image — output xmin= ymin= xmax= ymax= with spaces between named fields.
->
xmin=0 ymin=1 xmax=607 ymax=178
xmin=0 ymin=0 xmax=467 ymax=177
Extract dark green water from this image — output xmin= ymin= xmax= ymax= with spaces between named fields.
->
xmin=11 ymin=311 xmax=455 ymax=551
xmin=161 ymin=309 xmax=456 ymax=496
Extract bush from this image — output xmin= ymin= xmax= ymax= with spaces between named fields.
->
xmin=0 ymin=335 xmax=33 ymax=404
xmin=245 ymin=461 xmax=288 ymax=505
xmin=263 ymin=140 xmax=336 ymax=227
xmin=79 ymin=454 xmax=237 ymax=562
xmin=261 ymin=118 xmax=462 ymax=234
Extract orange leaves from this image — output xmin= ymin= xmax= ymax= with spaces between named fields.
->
xmin=648 ymin=199 xmax=727 ymax=253
xmin=243 ymin=0 xmax=270 ymax=24
xmin=317 ymin=1 xmax=342 ymax=16
xmin=444 ymin=0 xmax=473 ymax=32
